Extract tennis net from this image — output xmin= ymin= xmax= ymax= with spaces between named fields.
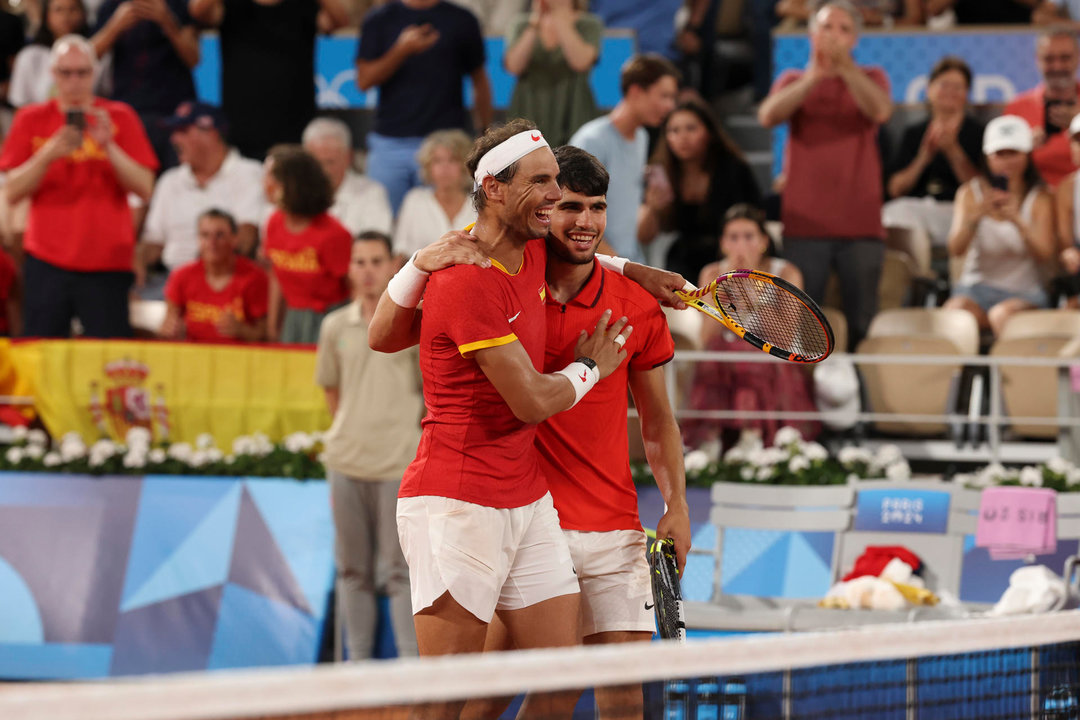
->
xmin=1 ymin=611 xmax=1079 ymax=719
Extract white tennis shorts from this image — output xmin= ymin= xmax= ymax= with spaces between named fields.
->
xmin=563 ymin=528 xmax=655 ymax=636
xmin=396 ymin=492 xmax=579 ymax=622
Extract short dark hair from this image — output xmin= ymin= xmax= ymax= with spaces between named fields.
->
xmin=553 ymin=145 xmax=608 ymax=197
xmin=198 ymin=207 xmax=238 ymax=234
xmin=267 ymin=144 xmax=334 ymax=218
xmin=620 ymin=54 xmax=681 ymax=96
xmin=929 ymin=55 xmax=972 ymax=88
xmin=466 ymin=118 xmax=540 ymax=213
xmin=355 ymin=230 xmax=393 ymax=256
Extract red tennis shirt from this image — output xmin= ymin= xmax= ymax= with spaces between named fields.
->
xmin=400 ymin=238 xmax=550 ymax=508
xmin=537 ymin=262 xmax=674 ymax=531
xmin=164 ymin=256 xmax=270 ymax=342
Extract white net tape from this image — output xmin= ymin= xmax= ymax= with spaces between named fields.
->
xmin=2 ymin=612 xmax=1080 ymax=720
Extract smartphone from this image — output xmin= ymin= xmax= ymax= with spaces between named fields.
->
xmin=989 ymin=174 xmax=1009 ymax=192
xmin=1046 ymin=98 xmax=1066 ymax=135
xmin=65 ymin=109 xmax=86 ymax=131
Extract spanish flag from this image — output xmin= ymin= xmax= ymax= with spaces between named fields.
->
xmin=1 ymin=340 xmax=330 ymax=447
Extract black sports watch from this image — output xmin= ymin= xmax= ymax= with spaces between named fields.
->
xmin=575 ymin=356 xmax=598 ymax=371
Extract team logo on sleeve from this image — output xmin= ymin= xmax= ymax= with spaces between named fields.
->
xmin=538 ymin=285 xmax=546 ymax=303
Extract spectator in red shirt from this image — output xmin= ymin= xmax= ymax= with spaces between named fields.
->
xmin=1004 ymin=28 xmax=1080 ymax=189
xmin=0 ymin=34 xmax=157 ymax=339
xmin=261 ymin=144 xmax=353 ymax=344
xmin=161 ymin=208 xmax=269 ymax=342
xmin=758 ymin=0 xmax=891 ymax=350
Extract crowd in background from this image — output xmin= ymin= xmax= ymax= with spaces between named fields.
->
xmin=3 ymin=0 xmax=1080 ymax=443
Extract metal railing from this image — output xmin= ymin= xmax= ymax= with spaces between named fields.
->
xmin=654 ymin=349 xmax=1080 ymax=464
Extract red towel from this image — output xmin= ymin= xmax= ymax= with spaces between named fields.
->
xmin=842 ymin=545 xmax=922 ymax=582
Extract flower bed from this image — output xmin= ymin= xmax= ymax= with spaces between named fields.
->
xmin=0 ymin=427 xmax=325 ymax=479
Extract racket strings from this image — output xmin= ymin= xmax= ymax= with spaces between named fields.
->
xmin=715 ymin=277 xmax=829 ymax=359
xmin=650 ymin=543 xmax=686 ymax=641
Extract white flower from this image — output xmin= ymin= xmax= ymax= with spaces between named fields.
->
xmin=683 ymin=450 xmax=710 ymax=474
xmin=846 ymin=473 xmax=861 ymax=484
xmin=251 ymin=432 xmax=274 ymax=456
xmin=167 ymin=442 xmax=194 ymax=463
xmin=205 ymin=448 xmax=224 ymax=463
xmin=802 ymin=442 xmax=829 ymax=462
xmin=11 ymin=425 xmax=27 ymax=442
xmin=5 ymin=447 xmax=23 ymax=464
xmin=789 ymin=455 xmax=811 ymax=473
xmin=874 ymin=444 xmax=904 ymax=468
xmin=60 ymin=437 xmax=86 ymax=462
xmin=838 ymin=446 xmax=873 ymax=467
xmin=1068 ymin=469 xmax=1080 ymax=488
xmin=125 ymin=427 xmax=152 ymax=450
xmin=284 ymin=432 xmax=313 ymax=453
xmin=43 ymin=451 xmax=61 ymax=467
xmin=123 ymin=450 xmax=146 ymax=469
xmin=774 ymin=427 xmax=803 ymax=448
xmin=755 ymin=466 xmax=773 ymax=482
xmin=1047 ymin=457 xmax=1071 ymax=476
xmin=310 ymin=430 xmax=324 ymax=443
xmin=740 ymin=465 xmax=755 ymax=481
xmin=149 ymin=448 xmax=166 ymax=464
xmin=885 ymin=461 xmax=911 ymax=482
xmin=1019 ymin=466 xmax=1044 ymax=487
xmin=723 ymin=446 xmax=747 ymax=464
xmin=195 ymin=433 xmax=215 ymax=450
xmin=232 ymin=436 xmax=256 ymax=456
xmin=89 ymin=440 xmax=118 ymax=466
xmin=190 ymin=450 xmax=209 ymax=468
xmin=26 ymin=429 xmax=47 ymax=447
xmin=225 ymin=454 xmax=236 ymax=464
xmin=23 ymin=444 xmax=44 ymax=460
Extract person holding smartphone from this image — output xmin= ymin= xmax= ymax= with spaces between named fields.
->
xmin=944 ymin=115 xmax=1056 ymax=340
xmin=1004 ymin=28 xmax=1080 ymax=188
xmin=0 ymin=34 xmax=158 ymax=338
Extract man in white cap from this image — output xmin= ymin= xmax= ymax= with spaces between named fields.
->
xmin=368 ymin=118 xmax=632 ymax=720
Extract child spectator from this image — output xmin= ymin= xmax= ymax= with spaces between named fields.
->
xmin=639 ymin=97 xmax=761 ymax=282
xmin=261 ymin=144 xmax=352 ymax=344
xmin=160 ymin=208 xmax=269 ymax=342
xmin=945 ymin=116 xmax=1056 ymax=339
xmin=392 ymin=129 xmax=476 ymax=259
xmin=684 ymin=204 xmax=819 ymax=451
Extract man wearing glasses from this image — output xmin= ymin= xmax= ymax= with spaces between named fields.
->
xmin=0 ymin=34 xmax=158 ymax=338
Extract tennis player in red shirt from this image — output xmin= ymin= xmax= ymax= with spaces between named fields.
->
xmin=369 ymin=120 xmax=631 ymax=720
xmin=161 ymin=209 xmax=269 ymax=342
xmin=460 ymin=147 xmax=691 ymax=720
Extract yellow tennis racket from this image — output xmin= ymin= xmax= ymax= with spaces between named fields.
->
xmin=677 ymin=268 xmax=835 ymax=364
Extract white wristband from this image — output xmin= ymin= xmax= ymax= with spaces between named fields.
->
xmin=386 ymin=253 xmax=430 ymax=308
xmin=555 ymin=360 xmax=600 ymax=408
xmin=595 ymin=254 xmax=628 ymax=275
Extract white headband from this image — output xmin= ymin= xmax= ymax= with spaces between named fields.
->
xmin=473 ymin=129 xmax=550 ymax=187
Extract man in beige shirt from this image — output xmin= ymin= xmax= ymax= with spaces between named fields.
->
xmin=315 ymin=230 xmax=422 ymax=659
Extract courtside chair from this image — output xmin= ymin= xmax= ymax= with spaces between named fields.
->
xmin=854 ymin=308 xmax=978 ymax=437
xmin=989 ymin=309 xmax=1080 ymax=439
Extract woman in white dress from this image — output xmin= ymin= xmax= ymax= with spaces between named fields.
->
xmin=9 ymin=0 xmax=90 ymax=107
xmin=392 ymin=129 xmax=477 ymax=259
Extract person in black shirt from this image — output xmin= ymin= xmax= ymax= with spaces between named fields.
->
xmin=355 ymin=0 xmax=492 ymax=214
xmin=638 ymin=97 xmax=762 ymax=282
xmin=92 ymin=0 xmax=200 ymax=170
xmin=189 ymin=0 xmax=348 ymax=161
xmin=940 ymin=0 xmax=1035 ymax=23
xmin=883 ymin=56 xmax=983 ymax=250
